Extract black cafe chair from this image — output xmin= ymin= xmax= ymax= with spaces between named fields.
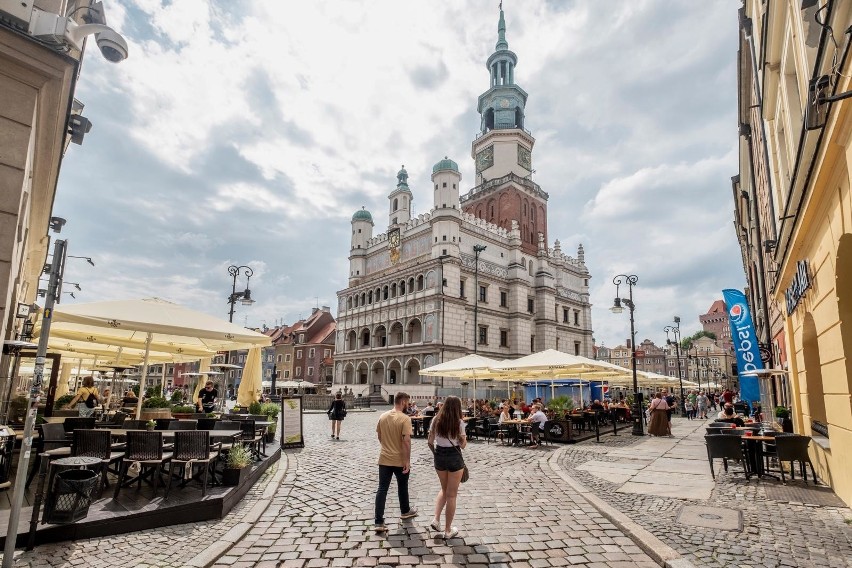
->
xmin=113 ymin=431 xmax=172 ymax=499
xmin=165 ymin=431 xmax=220 ymax=498
xmin=775 ymin=434 xmax=818 ymax=485
xmin=62 ymin=417 xmax=96 ymax=435
xmin=705 ymin=434 xmax=750 ymax=481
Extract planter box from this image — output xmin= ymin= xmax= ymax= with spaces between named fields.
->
xmin=172 ymin=413 xmax=195 ymax=420
xmin=264 ymin=431 xmax=276 ymax=444
xmin=222 ymin=467 xmax=249 ymax=487
xmin=140 ymin=409 xmax=172 ymax=420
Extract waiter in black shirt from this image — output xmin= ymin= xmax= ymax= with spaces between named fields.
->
xmin=197 ymin=381 xmax=219 ymax=413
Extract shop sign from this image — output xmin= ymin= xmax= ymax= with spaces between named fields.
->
xmin=785 ymin=260 xmax=811 ymax=315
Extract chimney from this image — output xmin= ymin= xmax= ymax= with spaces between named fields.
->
xmin=311 ymin=307 xmax=319 ymax=315
xmin=626 ymin=338 xmax=632 ymax=349
xmin=321 ymin=306 xmax=330 ymax=313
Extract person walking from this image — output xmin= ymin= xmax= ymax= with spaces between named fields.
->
xmin=427 ymin=396 xmax=467 ymax=539
xmin=696 ymin=391 xmax=709 ymax=419
xmin=327 ymin=392 xmax=346 ymax=440
xmin=647 ymin=392 xmax=670 ymax=437
xmin=374 ymin=392 xmax=418 ymax=533
xmin=66 ymin=376 xmax=100 ymax=417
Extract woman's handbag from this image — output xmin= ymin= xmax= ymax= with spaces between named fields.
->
xmin=450 ymin=441 xmax=469 ymax=483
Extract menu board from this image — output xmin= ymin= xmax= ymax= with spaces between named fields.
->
xmin=281 ymin=396 xmax=304 ymax=449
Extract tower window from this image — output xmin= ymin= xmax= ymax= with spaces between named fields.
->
xmin=435 ymin=184 xmax=438 ymax=190
xmin=453 ymin=184 xmax=456 ymax=189
xmin=393 ymin=198 xmax=398 ymax=211
xmin=443 ymin=182 xmax=447 ymax=188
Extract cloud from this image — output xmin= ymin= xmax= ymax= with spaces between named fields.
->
xmin=56 ymin=0 xmax=744 ymax=351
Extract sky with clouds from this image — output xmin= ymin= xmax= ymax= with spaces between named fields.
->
xmin=55 ymin=0 xmax=744 ymax=350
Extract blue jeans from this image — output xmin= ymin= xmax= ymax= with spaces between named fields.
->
xmin=374 ymin=465 xmax=410 ymax=524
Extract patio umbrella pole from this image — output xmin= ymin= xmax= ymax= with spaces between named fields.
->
xmin=4 ymin=237 xmax=65 ymax=566
xmin=134 ymin=333 xmax=153 ymax=420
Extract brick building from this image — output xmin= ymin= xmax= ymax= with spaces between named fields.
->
xmin=699 ymin=299 xmax=733 ymax=351
xmin=268 ymin=308 xmax=336 ymax=392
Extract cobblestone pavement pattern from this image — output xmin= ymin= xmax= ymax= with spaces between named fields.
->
xmin=559 ymin=417 xmax=852 ymax=568
xmin=212 ymin=410 xmax=658 ymax=568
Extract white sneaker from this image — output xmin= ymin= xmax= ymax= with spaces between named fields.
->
xmin=443 ymin=526 xmax=458 ymax=539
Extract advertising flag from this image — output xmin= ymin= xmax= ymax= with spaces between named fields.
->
xmin=722 ymin=289 xmax=762 ymax=409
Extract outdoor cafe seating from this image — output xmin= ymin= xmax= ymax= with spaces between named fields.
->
xmin=164 ymin=430 xmax=220 ymax=499
xmin=113 ymin=431 xmax=172 ymax=498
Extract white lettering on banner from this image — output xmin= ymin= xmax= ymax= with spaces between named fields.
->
xmin=785 ymin=260 xmax=811 ymax=315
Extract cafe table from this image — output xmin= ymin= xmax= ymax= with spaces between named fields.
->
xmin=500 ymin=419 xmax=531 ymax=446
xmin=739 ymin=432 xmax=779 ymax=479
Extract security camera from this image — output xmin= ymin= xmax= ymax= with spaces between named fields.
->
xmin=95 ymin=28 xmax=128 ymax=62
xmin=29 ymin=9 xmax=129 ymax=63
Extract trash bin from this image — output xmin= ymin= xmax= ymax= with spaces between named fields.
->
xmin=44 ymin=469 xmax=98 ymax=524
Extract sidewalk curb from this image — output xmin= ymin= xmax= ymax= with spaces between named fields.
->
xmin=545 ymin=447 xmax=697 ymax=568
xmin=187 ymin=452 xmax=290 ymax=568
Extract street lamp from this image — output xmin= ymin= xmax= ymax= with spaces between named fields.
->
xmin=664 ymin=316 xmax=685 ymax=415
xmin=67 ymin=255 xmax=95 ymax=266
xmin=611 ymin=274 xmax=643 ymax=436
xmin=472 ymin=244 xmax=487 ymax=354
xmin=227 ymin=265 xmax=255 ymax=323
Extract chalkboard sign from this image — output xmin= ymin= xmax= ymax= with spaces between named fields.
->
xmin=281 ymin=396 xmax=305 ymax=448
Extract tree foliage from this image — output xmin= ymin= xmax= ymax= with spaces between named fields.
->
xmin=680 ymin=330 xmax=717 ymax=351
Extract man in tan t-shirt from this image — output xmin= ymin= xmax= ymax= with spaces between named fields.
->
xmin=374 ymin=391 xmax=418 ymax=532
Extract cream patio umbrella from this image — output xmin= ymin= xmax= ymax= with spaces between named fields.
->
xmin=33 ymin=298 xmax=271 ymax=418
xmin=55 ymin=363 xmax=73 ymax=399
xmin=420 ymin=354 xmax=507 ymax=400
xmin=237 ymin=347 xmax=263 ymax=407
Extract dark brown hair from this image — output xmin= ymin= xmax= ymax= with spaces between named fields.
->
xmin=394 ymin=391 xmax=410 ymax=405
xmin=432 ymin=396 xmax=463 ymax=441
xmin=82 ymin=376 xmax=95 ymax=388
xmin=335 ymin=392 xmax=342 ymax=400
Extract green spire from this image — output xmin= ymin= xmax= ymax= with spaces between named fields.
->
xmin=496 ymin=5 xmax=508 ymax=51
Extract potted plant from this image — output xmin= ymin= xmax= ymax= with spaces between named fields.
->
xmin=265 ymin=422 xmax=277 ymax=443
xmin=145 ymin=419 xmax=156 ymax=431
xmin=171 ymin=404 xmax=197 ymax=419
xmin=547 ymin=395 xmax=575 ymax=417
xmin=774 ymin=406 xmax=790 ymax=419
xmin=248 ymin=401 xmax=262 ymax=415
xmin=222 ymin=444 xmax=251 ymax=486
xmin=140 ymin=396 xmax=172 ymax=420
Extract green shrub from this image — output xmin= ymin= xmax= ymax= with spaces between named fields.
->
xmin=260 ymin=402 xmax=279 ymax=420
xmin=55 ymin=394 xmax=75 ymax=408
xmin=132 ymin=385 xmax=140 ymax=396
xmin=172 ymin=404 xmax=196 ymax=413
xmin=547 ymin=395 xmax=575 ymax=414
xmin=226 ymin=444 xmax=251 ymax=469
xmin=142 ymin=396 xmax=171 ymax=409
xmin=248 ymin=401 xmax=262 ymax=415
xmin=170 ymin=390 xmax=185 ymax=403
xmin=775 ymin=406 xmax=790 ymax=418
xmin=145 ymin=385 xmax=162 ymax=399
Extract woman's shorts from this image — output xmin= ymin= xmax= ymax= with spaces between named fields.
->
xmin=433 ymin=446 xmax=465 ymax=472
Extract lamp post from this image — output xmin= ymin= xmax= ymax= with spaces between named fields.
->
xmin=664 ymin=316 xmax=685 ymax=416
xmin=227 ymin=265 xmax=255 ymax=323
xmin=610 ymin=274 xmax=643 ymax=436
xmin=472 ymin=244 xmax=486 ymax=354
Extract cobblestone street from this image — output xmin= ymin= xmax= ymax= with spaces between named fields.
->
xmin=7 ymin=411 xmax=852 ymax=567
xmin=212 ymin=410 xmax=657 ymax=568
xmin=559 ymin=418 xmax=852 ymax=568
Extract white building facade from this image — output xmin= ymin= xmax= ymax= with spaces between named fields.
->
xmin=334 ymin=8 xmax=593 ymax=401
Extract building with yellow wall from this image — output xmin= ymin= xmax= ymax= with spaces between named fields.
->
xmin=735 ymin=0 xmax=852 ymax=505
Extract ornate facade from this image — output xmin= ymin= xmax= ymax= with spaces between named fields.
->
xmin=334 ymin=8 xmax=593 ymax=401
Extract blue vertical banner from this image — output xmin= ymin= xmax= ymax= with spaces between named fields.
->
xmin=722 ymin=289 xmax=762 ymax=408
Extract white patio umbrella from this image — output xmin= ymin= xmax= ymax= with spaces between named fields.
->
xmin=33 ymin=298 xmax=270 ymax=418
xmin=237 ymin=347 xmax=263 ymax=407
xmin=55 ymin=363 xmax=73 ymax=399
xmin=420 ymin=354 xmax=505 ymax=401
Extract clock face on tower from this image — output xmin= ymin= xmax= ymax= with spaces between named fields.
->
xmin=500 ymin=98 xmax=510 ymax=109
xmin=388 ymin=228 xmax=401 ymax=248
xmin=475 ymin=145 xmax=494 ymax=174
xmin=517 ymin=145 xmax=532 ymax=170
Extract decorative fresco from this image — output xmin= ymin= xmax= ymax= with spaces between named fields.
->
xmin=366 ymin=232 xmax=432 ymax=275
